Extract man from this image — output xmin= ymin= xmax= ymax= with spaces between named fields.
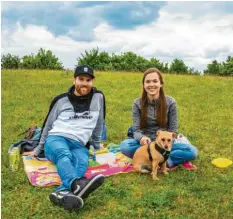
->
xmin=28 ymin=65 xmax=106 ymax=211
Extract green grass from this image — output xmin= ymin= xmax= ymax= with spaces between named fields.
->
xmin=2 ymin=69 xmax=233 ymax=219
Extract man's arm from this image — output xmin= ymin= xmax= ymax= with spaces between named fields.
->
xmin=33 ymin=100 xmax=60 ymax=156
xmin=91 ymin=94 xmax=104 ymax=150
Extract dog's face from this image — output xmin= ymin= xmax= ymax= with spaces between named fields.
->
xmin=155 ymin=131 xmax=175 ymax=151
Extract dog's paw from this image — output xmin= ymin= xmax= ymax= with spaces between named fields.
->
xmin=152 ymin=174 xmax=159 ymax=180
xmin=152 ymin=176 xmax=159 ymax=181
xmin=163 ymin=171 xmax=169 ymax=175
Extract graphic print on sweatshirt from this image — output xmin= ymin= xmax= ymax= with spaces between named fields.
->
xmin=69 ymin=111 xmax=93 ymax=120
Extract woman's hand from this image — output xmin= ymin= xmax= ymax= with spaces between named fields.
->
xmin=22 ymin=151 xmax=36 ymax=157
xmin=140 ymin=136 xmax=151 ymax=146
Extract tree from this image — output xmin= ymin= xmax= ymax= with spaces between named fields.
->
xmin=135 ymin=55 xmax=150 ymax=72
xmin=149 ymin=58 xmax=168 ymax=73
xmin=77 ymin=48 xmax=231 ymax=75
xmin=97 ymin=51 xmax=112 ymax=71
xmin=163 ymin=63 xmax=169 ymax=73
xmin=20 ymin=54 xmax=37 ymax=69
xmin=221 ymin=56 xmax=233 ymax=76
xmin=78 ymin=48 xmax=100 ymax=69
xmin=169 ymin=59 xmax=188 ymax=74
xmin=34 ymin=48 xmax=63 ymax=70
xmin=1 ymin=54 xmax=21 ymax=69
xmin=188 ymin=67 xmax=201 ymax=75
xmin=78 ymin=48 xmax=113 ymax=71
xmin=203 ymin=60 xmax=222 ymax=75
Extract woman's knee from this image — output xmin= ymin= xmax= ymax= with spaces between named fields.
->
xmin=184 ymin=144 xmax=198 ymax=160
xmin=190 ymin=145 xmax=198 ymax=160
xmin=172 ymin=143 xmax=198 ymax=161
xmin=120 ymin=138 xmax=140 ymax=158
xmin=120 ymin=139 xmax=135 ymax=153
xmin=120 ymin=139 xmax=130 ymax=152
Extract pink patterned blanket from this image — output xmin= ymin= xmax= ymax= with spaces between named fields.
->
xmin=23 ymin=152 xmax=134 ymax=187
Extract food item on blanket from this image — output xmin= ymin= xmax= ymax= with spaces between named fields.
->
xmin=116 ymin=153 xmax=132 ymax=163
xmin=89 ymin=148 xmax=108 ymax=155
xmin=95 ymin=148 xmax=108 ymax=154
xmin=9 ymin=147 xmax=20 ymax=171
xmin=96 ymin=153 xmax=116 ymax=165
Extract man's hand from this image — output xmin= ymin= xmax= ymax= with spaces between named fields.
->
xmin=140 ymin=136 xmax=151 ymax=146
xmin=22 ymin=151 xmax=36 ymax=157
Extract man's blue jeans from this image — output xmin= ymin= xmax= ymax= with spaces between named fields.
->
xmin=44 ymin=135 xmax=89 ymax=192
xmin=120 ymin=138 xmax=198 ymax=167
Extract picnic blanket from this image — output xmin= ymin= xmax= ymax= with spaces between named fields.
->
xmin=23 ymin=152 xmax=134 ymax=187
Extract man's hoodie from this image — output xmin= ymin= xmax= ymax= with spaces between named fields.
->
xmin=33 ymin=86 xmax=105 ymax=156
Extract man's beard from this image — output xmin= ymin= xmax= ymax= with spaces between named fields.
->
xmin=75 ymin=85 xmax=91 ymax=96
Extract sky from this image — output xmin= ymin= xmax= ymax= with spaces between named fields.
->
xmin=1 ymin=1 xmax=233 ymax=71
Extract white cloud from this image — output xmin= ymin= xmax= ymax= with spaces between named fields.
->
xmin=92 ymin=10 xmax=233 ymax=70
xmin=2 ymin=2 xmax=233 ymax=71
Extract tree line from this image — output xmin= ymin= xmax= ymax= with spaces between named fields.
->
xmin=1 ymin=48 xmax=64 ymax=70
xmin=1 ymin=48 xmax=233 ymax=76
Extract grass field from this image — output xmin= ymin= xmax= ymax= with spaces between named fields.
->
xmin=2 ymin=69 xmax=233 ymax=219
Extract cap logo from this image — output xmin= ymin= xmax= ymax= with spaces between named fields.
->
xmin=84 ymin=67 xmax=88 ymax=72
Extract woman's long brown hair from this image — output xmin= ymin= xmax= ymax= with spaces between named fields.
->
xmin=140 ymin=68 xmax=167 ymax=129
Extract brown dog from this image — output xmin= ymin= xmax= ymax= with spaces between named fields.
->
xmin=132 ymin=131 xmax=176 ymax=180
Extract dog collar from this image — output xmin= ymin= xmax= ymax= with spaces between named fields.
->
xmin=147 ymin=142 xmax=171 ymax=164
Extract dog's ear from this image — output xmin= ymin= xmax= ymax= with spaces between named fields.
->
xmin=156 ymin=130 xmax=161 ymax=136
xmin=172 ymin=132 xmax=177 ymax=139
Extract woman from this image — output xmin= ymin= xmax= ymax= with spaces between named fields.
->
xmin=120 ymin=68 xmax=198 ymax=170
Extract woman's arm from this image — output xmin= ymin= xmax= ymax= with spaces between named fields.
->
xmin=167 ymin=101 xmax=178 ymax=133
xmin=132 ymin=99 xmax=151 ymax=145
xmin=132 ymin=100 xmax=144 ymax=141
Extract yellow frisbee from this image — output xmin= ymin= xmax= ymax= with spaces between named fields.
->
xmin=211 ymin=158 xmax=233 ymax=168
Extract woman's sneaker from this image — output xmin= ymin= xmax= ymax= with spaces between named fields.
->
xmin=71 ymin=174 xmax=105 ymax=199
xmin=168 ymin=165 xmax=179 ymax=171
xmin=182 ymin=161 xmax=197 ymax=170
xmin=49 ymin=190 xmax=84 ymax=211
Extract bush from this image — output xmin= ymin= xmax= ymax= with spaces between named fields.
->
xmin=1 ymin=54 xmax=21 ymax=69
xmin=204 ymin=57 xmax=233 ymax=76
xmin=2 ymin=49 xmax=64 ymax=70
xmin=78 ymin=49 xmax=170 ymax=73
xmin=221 ymin=56 xmax=233 ymax=76
xmin=149 ymin=58 xmax=169 ymax=73
xmin=20 ymin=54 xmax=37 ymax=69
xmin=78 ymin=48 xmax=100 ymax=69
xmin=77 ymin=49 xmax=201 ymax=74
xmin=204 ymin=60 xmax=221 ymax=75
xmin=34 ymin=48 xmax=64 ymax=70
xmin=169 ymin=59 xmax=188 ymax=74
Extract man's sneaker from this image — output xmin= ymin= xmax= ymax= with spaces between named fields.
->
xmin=182 ymin=161 xmax=197 ymax=170
xmin=71 ymin=174 xmax=105 ymax=199
xmin=49 ymin=190 xmax=84 ymax=211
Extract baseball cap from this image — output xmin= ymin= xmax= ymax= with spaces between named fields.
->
xmin=74 ymin=65 xmax=95 ymax=78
